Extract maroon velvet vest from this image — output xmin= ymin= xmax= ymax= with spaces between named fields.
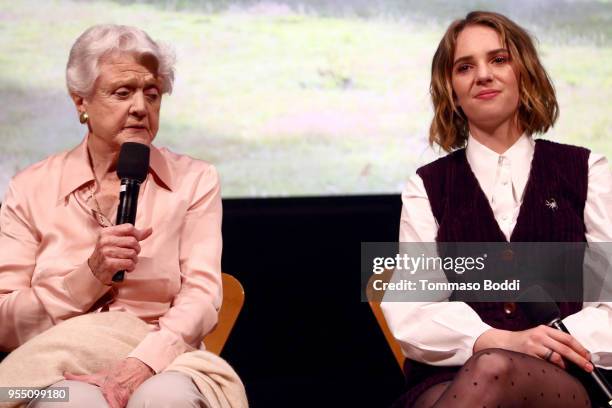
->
xmin=402 ymin=139 xmax=590 ymax=391
xmin=416 ymin=138 xmax=589 ymax=328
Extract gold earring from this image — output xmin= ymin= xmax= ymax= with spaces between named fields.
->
xmin=79 ymin=112 xmax=89 ymax=124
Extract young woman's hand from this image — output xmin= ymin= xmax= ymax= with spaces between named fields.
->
xmin=473 ymin=326 xmax=593 ymax=372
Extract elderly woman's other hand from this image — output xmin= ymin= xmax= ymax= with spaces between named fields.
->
xmin=64 ymin=357 xmax=154 ymax=408
xmin=88 ymin=224 xmax=153 ymax=285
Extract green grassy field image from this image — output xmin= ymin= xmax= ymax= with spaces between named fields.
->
xmin=0 ymin=0 xmax=610 ymax=198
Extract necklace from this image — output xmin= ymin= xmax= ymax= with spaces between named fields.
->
xmin=88 ymin=184 xmax=113 ymax=227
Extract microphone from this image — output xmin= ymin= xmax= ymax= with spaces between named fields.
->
xmin=519 ymin=285 xmax=612 ymax=406
xmin=111 ymin=142 xmax=150 ymax=282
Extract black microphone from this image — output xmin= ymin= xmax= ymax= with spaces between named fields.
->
xmin=519 ymin=285 xmax=612 ymax=405
xmin=111 ymin=142 xmax=150 ymax=282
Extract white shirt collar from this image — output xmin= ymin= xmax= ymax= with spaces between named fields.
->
xmin=466 ymin=133 xmax=535 ymax=201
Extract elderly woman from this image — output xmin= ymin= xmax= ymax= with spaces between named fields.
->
xmin=0 ymin=25 xmax=222 ymax=407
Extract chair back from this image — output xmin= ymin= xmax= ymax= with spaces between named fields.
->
xmin=203 ymin=273 xmax=245 ymax=355
xmin=367 ymin=270 xmax=406 ymax=370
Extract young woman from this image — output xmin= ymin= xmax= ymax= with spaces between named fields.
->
xmin=382 ymin=11 xmax=612 ymax=408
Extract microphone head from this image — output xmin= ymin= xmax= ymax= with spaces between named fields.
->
xmin=117 ymin=142 xmax=150 ymax=182
xmin=517 ymin=285 xmax=561 ymax=324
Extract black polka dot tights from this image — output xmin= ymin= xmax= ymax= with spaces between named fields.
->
xmin=412 ymin=348 xmax=591 ymax=408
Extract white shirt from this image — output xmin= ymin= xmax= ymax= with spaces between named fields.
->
xmin=381 ymin=134 xmax=612 ymax=368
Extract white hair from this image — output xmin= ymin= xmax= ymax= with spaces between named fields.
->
xmin=66 ymin=24 xmax=175 ymax=97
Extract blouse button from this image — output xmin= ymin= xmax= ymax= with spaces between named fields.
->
xmin=501 ymin=249 xmax=514 ymax=261
xmin=503 ymin=302 xmax=516 ymax=316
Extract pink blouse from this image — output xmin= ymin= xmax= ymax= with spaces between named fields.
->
xmin=0 ymin=136 xmax=222 ymax=373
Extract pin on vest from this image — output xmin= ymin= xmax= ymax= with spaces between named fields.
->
xmin=545 ymin=198 xmax=558 ymax=210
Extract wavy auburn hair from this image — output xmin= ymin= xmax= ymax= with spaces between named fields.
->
xmin=429 ymin=11 xmax=559 ymax=152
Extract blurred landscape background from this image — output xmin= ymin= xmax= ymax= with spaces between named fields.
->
xmin=0 ymin=0 xmax=610 ymax=198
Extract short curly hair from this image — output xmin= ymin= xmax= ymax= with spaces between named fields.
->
xmin=66 ymin=24 xmax=175 ymax=97
xmin=429 ymin=11 xmax=559 ymax=152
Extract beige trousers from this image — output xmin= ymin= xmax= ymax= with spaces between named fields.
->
xmin=27 ymin=371 xmax=209 ymax=408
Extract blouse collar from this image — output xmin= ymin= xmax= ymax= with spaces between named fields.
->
xmin=466 ymin=133 xmax=535 ymax=200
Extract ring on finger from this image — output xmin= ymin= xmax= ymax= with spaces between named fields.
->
xmin=544 ymin=348 xmax=554 ymax=361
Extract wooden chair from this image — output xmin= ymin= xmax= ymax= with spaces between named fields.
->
xmin=367 ymin=271 xmax=406 ymax=371
xmin=203 ymin=273 xmax=245 ymax=355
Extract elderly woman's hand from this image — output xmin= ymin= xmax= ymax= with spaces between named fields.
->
xmin=64 ymin=357 xmax=154 ymax=408
xmin=88 ymin=224 xmax=153 ymax=285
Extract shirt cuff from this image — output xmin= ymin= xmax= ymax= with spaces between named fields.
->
xmin=63 ymin=262 xmax=111 ymax=310
xmin=128 ymin=330 xmax=191 ymax=373
xmin=431 ymin=312 xmax=493 ymax=363
xmin=563 ymin=306 xmax=612 ymax=369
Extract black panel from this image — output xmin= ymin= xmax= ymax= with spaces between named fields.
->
xmin=220 ymin=195 xmax=405 ymax=407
